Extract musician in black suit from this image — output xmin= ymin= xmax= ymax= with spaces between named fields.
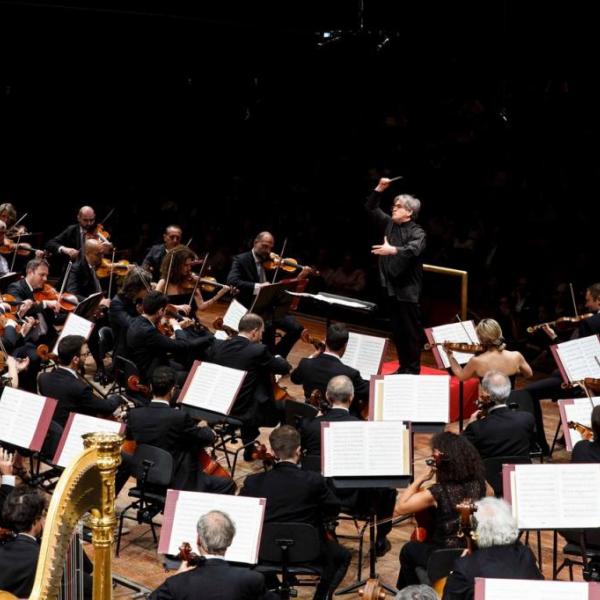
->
xmin=142 ymin=225 xmax=183 ymax=281
xmin=291 ymin=322 xmax=369 ymax=416
xmin=367 ymin=178 xmax=426 ymax=374
xmin=301 ymin=375 xmax=396 ymax=556
xmin=206 ymin=313 xmax=290 ymax=457
xmin=125 ymin=366 xmax=234 ymax=494
xmin=45 ymin=205 xmax=112 ymax=264
xmin=126 ymin=291 xmax=213 ymax=384
xmin=37 ymin=335 xmax=121 ymax=428
xmin=240 ymin=426 xmax=350 ymax=600
xmin=0 ymin=487 xmax=48 ymax=598
xmin=0 ymin=447 xmax=16 ymax=528
xmin=226 ymin=231 xmax=308 ymax=358
xmin=149 ymin=510 xmax=269 ymax=600
xmin=7 ymin=258 xmax=63 ymax=391
xmin=462 ymin=371 xmax=536 ymax=460
xmin=443 ymin=497 xmax=543 ymax=600
xmin=109 ymin=267 xmax=152 ymax=360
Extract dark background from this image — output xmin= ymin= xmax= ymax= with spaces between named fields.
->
xmin=0 ymin=1 xmax=597 ymax=339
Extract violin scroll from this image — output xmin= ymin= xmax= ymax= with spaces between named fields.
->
xmin=301 ymin=329 xmax=326 ymax=352
xmin=177 ymin=542 xmax=203 ymax=567
xmin=568 ymin=421 xmax=594 ymax=441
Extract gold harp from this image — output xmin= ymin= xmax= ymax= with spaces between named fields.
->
xmin=1 ymin=431 xmax=123 ymax=600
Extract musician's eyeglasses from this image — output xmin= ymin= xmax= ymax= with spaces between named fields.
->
xmin=79 ymin=351 xmax=91 ymax=359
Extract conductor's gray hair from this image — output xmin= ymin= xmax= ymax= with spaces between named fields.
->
xmin=394 ymin=194 xmax=421 ymax=219
xmin=474 ymin=497 xmax=519 ymax=548
xmin=394 ymin=584 xmax=439 ymax=600
xmin=480 ymin=370 xmax=511 ymax=405
xmin=326 ymin=375 xmax=354 ymax=405
xmin=196 ymin=510 xmax=236 ymax=555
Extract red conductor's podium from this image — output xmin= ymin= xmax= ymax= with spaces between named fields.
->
xmin=382 ymin=361 xmax=478 ymax=423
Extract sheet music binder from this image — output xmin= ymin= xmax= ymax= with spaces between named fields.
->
xmin=250 ymin=278 xmax=300 ymax=320
xmin=74 ymin=291 xmax=104 ymax=320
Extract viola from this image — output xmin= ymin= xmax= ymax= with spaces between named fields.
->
xmin=262 ymin=253 xmax=320 ymax=276
xmin=424 ymin=341 xmax=485 ymax=354
xmin=96 ymin=258 xmax=130 ymax=278
xmin=300 ymin=328 xmax=326 ymax=352
xmin=568 ymin=420 xmax=594 ymax=441
xmin=527 ymin=313 xmax=594 ymax=334
xmin=249 ymin=442 xmax=276 ymax=466
xmin=272 ymin=375 xmax=293 ymax=403
xmin=127 ymin=374 xmax=150 ymax=397
xmin=36 ymin=344 xmax=58 ymax=363
xmin=33 ymin=283 xmax=79 ymax=312
xmin=475 ymin=395 xmax=495 ymax=419
xmin=177 ymin=541 xmax=203 ymax=567
xmin=308 ymin=388 xmax=331 ymax=413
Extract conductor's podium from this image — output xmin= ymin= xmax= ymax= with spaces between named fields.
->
xmin=382 ymin=361 xmax=478 ymax=422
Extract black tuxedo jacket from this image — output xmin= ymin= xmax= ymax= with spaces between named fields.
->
xmin=226 ymin=250 xmax=261 ymax=308
xmin=462 ymin=406 xmax=536 ymax=460
xmin=126 ymin=402 xmax=215 ymax=490
xmin=38 ymin=367 xmax=120 ymax=428
xmin=142 ymin=243 xmax=167 ymax=280
xmin=149 ymin=558 xmax=266 ymax=600
xmin=580 ymin=311 xmax=600 ymax=337
xmin=0 ymin=533 xmax=40 ymax=597
xmin=45 ymin=223 xmax=84 ymax=257
xmin=108 ymin=293 xmax=139 ymax=358
xmin=442 ymin=543 xmax=543 ymax=600
xmin=301 ymin=407 xmax=359 ymax=456
xmin=0 ymin=483 xmax=14 ymax=528
xmin=66 ymin=259 xmax=101 ymax=301
xmin=126 ymin=315 xmax=197 ymax=381
xmin=240 ymin=461 xmax=340 ymax=529
xmin=572 ymin=439 xmax=600 ymax=463
xmin=291 ymin=353 xmax=369 ymax=404
xmin=206 ymin=336 xmax=289 ymax=423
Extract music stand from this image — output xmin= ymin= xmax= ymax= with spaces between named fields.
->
xmin=75 ymin=292 xmax=104 ymax=320
xmin=333 ymin=474 xmax=412 ymax=596
xmin=0 ymin=271 xmax=21 ymax=293
xmin=251 ymin=279 xmax=299 ymax=321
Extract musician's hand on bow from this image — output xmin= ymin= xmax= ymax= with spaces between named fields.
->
xmin=468 ymin=409 xmax=482 ymax=424
xmin=298 ymin=266 xmax=312 ymax=280
xmin=371 ymin=236 xmax=398 ymax=256
xmin=374 ymin=177 xmax=392 ymax=192
xmin=541 ymin=324 xmax=558 ymax=340
xmin=100 ymin=298 xmax=111 ymax=309
xmin=17 ymin=299 xmax=34 ymax=318
xmin=44 ymin=300 xmax=61 ymax=313
xmin=0 ymin=448 xmax=14 ymax=476
xmin=176 ymin=304 xmax=191 ymax=315
xmin=63 ymin=247 xmax=80 ymax=261
xmin=99 ymin=241 xmax=113 ymax=254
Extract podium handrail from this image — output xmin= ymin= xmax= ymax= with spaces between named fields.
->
xmin=423 ymin=263 xmax=468 ymax=321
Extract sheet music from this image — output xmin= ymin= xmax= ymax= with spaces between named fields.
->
xmin=52 ymin=313 xmax=95 ymax=354
xmin=511 ymin=464 xmax=600 ymax=528
xmin=322 ymin=421 xmax=409 ymax=477
xmin=373 ymin=374 xmax=450 ymax=423
xmin=160 ymin=491 xmax=265 ymax=564
xmin=0 ymin=387 xmax=49 ymax=448
xmin=55 ymin=414 xmax=122 ymax=468
xmin=222 ymin=299 xmax=247 ymax=332
xmin=556 ymin=336 xmax=600 ymax=382
xmin=561 ymin=397 xmax=600 ymax=448
xmin=180 ymin=361 xmax=245 ymax=414
xmin=342 ymin=332 xmax=386 ymax=380
xmin=214 ymin=330 xmax=229 ymax=340
xmin=430 ymin=321 xmax=479 ymax=368
xmin=479 ymin=578 xmax=590 ymax=600
xmin=285 ymin=291 xmax=371 ymax=309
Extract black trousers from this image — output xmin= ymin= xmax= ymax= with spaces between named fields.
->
xmin=397 ymin=540 xmax=437 ymax=589
xmin=388 ymin=298 xmax=422 ymax=374
xmin=263 ymin=314 xmax=303 ymax=359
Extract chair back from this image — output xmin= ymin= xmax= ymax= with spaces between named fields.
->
xmin=259 ymin=522 xmax=321 ymax=564
xmin=426 ymin=548 xmax=464 ymax=583
xmin=483 ymin=455 xmax=531 ymax=497
xmin=132 ymin=444 xmax=173 ymax=487
xmin=113 ymin=354 xmax=142 ymax=386
xmin=301 ymin=455 xmax=321 ymax=473
xmin=98 ymin=326 xmax=115 ymax=358
xmin=285 ymin=400 xmax=318 ymax=428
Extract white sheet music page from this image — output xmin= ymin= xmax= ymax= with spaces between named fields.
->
xmin=160 ymin=491 xmax=265 ymax=564
xmin=222 ymin=299 xmax=247 ymax=332
xmin=285 ymin=291 xmax=369 ymax=309
xmin=0 ymin=387 xmax=49 ymax=448
xmin=556 ymin=335 xmax=600 ymax=382
xmin=55 ymin=414 xmax=122 ymax=468
xmin=430 ymin=321 xmax=478 ymax=368
xmin=342 ymin=332 xmax=386 ymax=381
xmin=479 ymin=578 xmax=589 ymax=600
xmin=180 ymin=362 xmax=245 ymax=414
xmin=512 ymin=464 xmax=600 ymax=529
xmin=561 ymin=397 xmax=600 ymax=447
xmin=52 ymin=313 xmax=95 ymax=354
xmin=322 ymin=421 xmax=408 ymax=477
xmin=377 ymin=374 xmax=450 ymax=423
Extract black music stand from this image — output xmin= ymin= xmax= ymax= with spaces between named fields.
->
xmin=75 ymin=292 xmax=104 ymax=320
xmin=0 ymin=271 xmax=20 ymax=293
xmin=251 ymin=279 xmax=299 ymax=320
xmin=333 ymin=474 xmax=412 ymax=597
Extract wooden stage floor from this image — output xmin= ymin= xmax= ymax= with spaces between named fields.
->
xmin=97 ymin=303 xmax=578 ymax=597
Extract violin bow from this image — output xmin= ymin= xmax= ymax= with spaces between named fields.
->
xmin=10 ymin=212 xmax=28 ymax=233
xmin=185 ymin=237 xmax=193 ymax=247
xmin=187 ymin=252 xmax=209 ymax=308
xmin=569 ymin=282 xmax=579 ymax=317
xmin=271 ymin=237 xmax=288 ymax=284
xmin=137 ymin=266 xmax=152 ymax=292
xmin=99 ymin=207 xmax=115 ymax=226
xmin=164 ymin=249 xmax=176 ymax=293
xmin=107 ymin=247 xmax=117 ymax=299
xmin=456 ymin=313 xmax=476 ymax=344
xmin=58 ymin=261 xmax=74 ymax=302
xmin=9 ymin=230 xmax=21 ymax=272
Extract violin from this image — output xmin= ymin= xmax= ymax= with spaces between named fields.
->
xmin=308 ymin=388 xmax=331 ymax=413
xmin=33 ymin=283 xmax=79 ymax=312
xmin=36 ymin=344 xmax=58 ymax=364
xmin=0 ymin=239 xmax=43 ymax=257
xmin=177 ymin=541 xmax=203 ymax=567
xmin=527 ymin=313 xmax=594 ymax=334
xmin=212 ymin=316 xmax=237 ymax=337
xmin=301 ymin=328 xmax=326 ymax=352
xmin=86 ymin=223 xmax=111 ymax=244
xmin=127 ymin=374 xmax=150 ymax=397
xmin=561 ymin=378 xmax=600 ymax=394
xmin=249 ymin=442 xmax=276 ymax=466
xmin=568 ymin=421 xmax=594 ymax=441
xmin=475 ymin=394 xmax=495 ymax=419
xmin=424 ymin=341 xmax=485 ymax=354
xmin=0 ymin=314 xmax=21 ymax=336
xmin=96 ymin=258 xmax=130 ymax=278
xmin=262 ymin=252 xmax=319 ymax=276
